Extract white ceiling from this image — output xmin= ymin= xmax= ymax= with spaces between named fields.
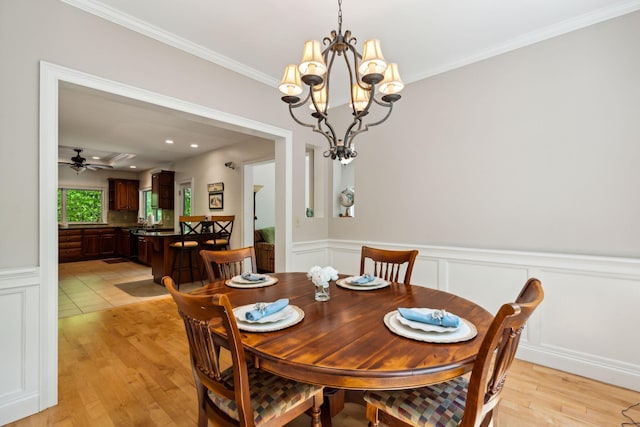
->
xmin=58 ymin=0 xmax=640 ymax=171
xmin=58 ymin=82 xmax=269 ymax=171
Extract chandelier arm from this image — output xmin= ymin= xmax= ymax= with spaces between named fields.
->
xmin=342 ymin=43 xmax=379 ymax=119
xmin=371 ymin=95 xmax=393 ymax=108
xmin=365 ymin=102 xmax=395 ymax=128
xmin=288 ymin=104 xmax=320 ymax=130
xmin=313 ymin=126 xmax=337 ymax=148
xmin=318 ymin=117 xmax=339 ymax=148
xmin=342 ymin=31 xmax=362 ymax=61
xmin=341 ymin=47 xmax=360 ymax=116
xmin=343 ymin=117 xmax=364 ymax=148
xmin=288 ymin=104 xmax=338 ymax=150
xmin=346 ymin=101 xmax=394 ymax=144
xmin=309 ymin=88 xmax=326 ymax=118
xmin=358 ymin=80 xmax=378 ymax=118
xmin=344 ymin=42 xmax=367 ymax=89
xmin=289 ymin=92 xmax=311 ymax=109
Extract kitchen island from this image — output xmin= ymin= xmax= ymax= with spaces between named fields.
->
xmin=135 ymin=230 xmax=208 ymax=284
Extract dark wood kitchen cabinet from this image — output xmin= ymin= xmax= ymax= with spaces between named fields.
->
xmin=151 ymin=170 xmax=174 ymax=209
xmin=108 ymin=179 xmax=139 ymax=211
xmin=83 ymin=228 xmax=116 ymax=258
xmin=118 ymin=228 xmax=132 ymax=257
xmin=137 ymin=236 xmax=151 ymax=266
xmin=59 ymin=229 xmax=83 ymax=262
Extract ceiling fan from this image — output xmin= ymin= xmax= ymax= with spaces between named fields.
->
xmin=59 ymin=148 xmax=113 ymax=173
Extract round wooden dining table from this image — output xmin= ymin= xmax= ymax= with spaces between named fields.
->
xmin=194 ymin=272 xmax=494 ymax=390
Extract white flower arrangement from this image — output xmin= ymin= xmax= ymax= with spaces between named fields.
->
xmin=307 ymin=265 xmax=339 ymax=288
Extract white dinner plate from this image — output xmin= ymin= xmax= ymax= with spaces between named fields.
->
xmin=225 ymin=275 xmax=278 ymax=288
xmin=384 ymin=311 xmax=477 ymax=343
xmin=396 ymin=308 xmax=461 ymax=333
xmin=233 ymin=304 xmax=296 ymax=324
xmin=233 ymin=304 xmax=304 ymax=332
xmin=336 ymin=277 xmax=390 ymax=291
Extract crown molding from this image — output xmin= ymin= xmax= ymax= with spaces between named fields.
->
xmin=406 ymin=0 xmax=640 ymax=83
xmin=60 ymin=0 xmax=279 ymax=88
xmin=62 ymin=0 xmax=640 ymax=87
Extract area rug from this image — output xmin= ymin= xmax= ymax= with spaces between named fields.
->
xmin=103 ymin=258 xmax=131 ymax=264
xmin=115 ymin=279 xmax=202 ymax=297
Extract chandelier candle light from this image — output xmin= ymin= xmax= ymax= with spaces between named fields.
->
xmin=278 ymin=0 xmax=404 ymax=163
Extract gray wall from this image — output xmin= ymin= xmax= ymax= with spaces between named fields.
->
xmin=331 ymin=11 xmax=640 ymax=258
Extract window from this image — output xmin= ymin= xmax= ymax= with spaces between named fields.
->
xmin=143 ymin=190 xmax=152 ymax=219
xmin=142 ymin=189 xmax=163 ymax=223
xmin=183 ymin=187 xmax=192 ymax=215
xmin=305 ymin=146 xmax=314 ymax=217
xmin=180 ymin=183 xmax=192 ymax=216
xmin=58 ymin=188 xmax=104 ymax=224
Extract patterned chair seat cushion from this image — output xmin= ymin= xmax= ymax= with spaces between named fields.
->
xmin=363 ymin=376 xmax=468 ymax=427
xmin=209 ymin=364 xmax=322 ymax=425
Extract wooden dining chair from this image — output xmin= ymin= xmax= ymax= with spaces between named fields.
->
xmin=360 ymin=246 xmax=419 ymax=284
xmin=200 ymin=246 xmax=258 ymax=283
xmin=363 ymin=278 xmax=544 ymax=427
xmin=163 ymin=276 xmax=323 ymax=427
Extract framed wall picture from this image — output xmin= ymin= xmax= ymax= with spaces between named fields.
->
xmin=209 ymin=192 xmax=224 ymax=210
xmin=208 ymin=182 xmax=224 ymax=193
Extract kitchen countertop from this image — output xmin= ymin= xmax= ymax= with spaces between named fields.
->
xmin=130 ymin=229 xmax=177 ymax=237
xmin=59 ymin=224 xmax=174 ymax=233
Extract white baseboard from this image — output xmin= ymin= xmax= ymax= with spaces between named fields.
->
xmin=0 ymin=392 xmax=40 ymax=426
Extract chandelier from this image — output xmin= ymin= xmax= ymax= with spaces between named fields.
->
xmin=278 ymin=0 xmax=404 ymax=163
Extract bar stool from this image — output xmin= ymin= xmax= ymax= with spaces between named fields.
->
xmin=169 ymin=215 xmax=206 ymax=289
xmin=203 ymin=215 xmax=235 ymax=251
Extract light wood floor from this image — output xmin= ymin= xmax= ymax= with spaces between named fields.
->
xmin=10 ymin=271 xmax=639 ymax=426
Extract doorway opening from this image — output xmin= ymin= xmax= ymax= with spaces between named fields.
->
xmin=40 ymin=61 xmax=293 ymax=411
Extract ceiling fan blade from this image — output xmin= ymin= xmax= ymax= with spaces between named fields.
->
xmin=85 ymin=164 xmax=113 ymax=169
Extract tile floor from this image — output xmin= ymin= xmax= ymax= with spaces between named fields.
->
xmin=58 ymin=258 xmax=186 ymax=318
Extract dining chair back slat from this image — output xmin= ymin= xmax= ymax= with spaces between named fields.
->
xmin=360 ymin=246 xmax=419 ymax=284
xmin=200 ymin=247 xmax=257 ymax=283
xmin=163 ymin=276 xmax=324 ymax=427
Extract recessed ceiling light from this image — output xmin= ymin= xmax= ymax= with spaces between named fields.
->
xmin=165 ymin=139 xmax=174 ymax=144
xmin=92 ymin=156 xmax=101 ymax=160
xmin=190 ymin=143 xmax=198 ymax=148
xmin=129 ymin=165 xmax=137 ymax=169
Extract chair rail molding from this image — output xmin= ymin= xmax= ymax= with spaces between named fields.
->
xmin=290 ymin=239 xmax=640 ymax=392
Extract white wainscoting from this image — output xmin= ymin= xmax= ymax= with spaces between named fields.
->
xmin=291 ymin=239 xmax=640 ymax=392
xmin=0 ymin=267 xmax=41 ymax=425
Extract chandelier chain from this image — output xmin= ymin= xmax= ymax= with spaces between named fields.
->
xmin=338 ymin=0 xmax=342 ymax=29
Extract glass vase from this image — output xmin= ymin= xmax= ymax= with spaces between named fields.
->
xmin=314 ymin=283 xmax=330 ymax=301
